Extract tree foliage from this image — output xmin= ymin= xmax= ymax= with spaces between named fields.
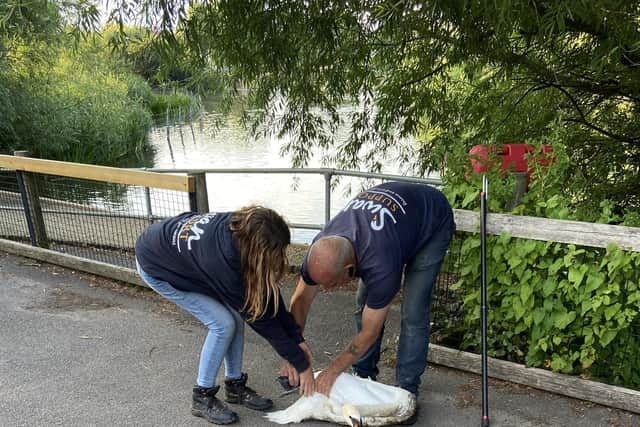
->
xmin=100 ymin=0 xmax=640 ymax=212
xmin=0 ymin=1 xmax=154 ymax=165
xmin=4 ymin=1 xmax=640 ymax=210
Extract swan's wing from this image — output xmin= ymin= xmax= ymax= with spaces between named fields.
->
xmin=264 ymin=394 xmax=346 ymax=425
xmin=359 ymin=392 xmax=417 ymax=426
xmin=329 ymin=373 xmax=413 ymax=406
xmin=264 ymin=394 xmax=327 ymax=424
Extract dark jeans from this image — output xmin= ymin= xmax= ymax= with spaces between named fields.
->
xmin=352 ymin=213 xmax=455 ymax=395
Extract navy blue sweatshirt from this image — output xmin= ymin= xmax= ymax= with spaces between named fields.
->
xmin=301 ymin=182 xmax=453 ymax=309
xmin=135 ymin=212 xmax=309 ymax=372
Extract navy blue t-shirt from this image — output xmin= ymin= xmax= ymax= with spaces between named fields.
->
xmin=135 ymin=211 xmax=309 ymax=372
xmin=301 ymin=182 xmax=453 ymax=309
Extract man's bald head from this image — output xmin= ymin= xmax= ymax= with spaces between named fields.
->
xmin=307 ymin=236 xmax=355 ymax=288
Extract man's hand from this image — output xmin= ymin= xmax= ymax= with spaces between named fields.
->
xmin=312 ymin=304 xmax=391 ymax=396
xmin=314 ymin=367 xmax=340 ymax=396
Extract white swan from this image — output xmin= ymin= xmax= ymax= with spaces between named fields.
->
xmin=265 ymin=372 xmax=417 ymax=426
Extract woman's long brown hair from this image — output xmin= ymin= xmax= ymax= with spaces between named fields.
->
xmin=229 ymin=205 xmax=290 ymax=322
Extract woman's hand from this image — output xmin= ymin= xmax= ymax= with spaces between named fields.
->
xmin=279 ymin=341 xmax=313 ymax=387
xmin=279 ymin=361 xmax=299 ymax=386
xmin=298 ymin=366 xmax=315 ymax=397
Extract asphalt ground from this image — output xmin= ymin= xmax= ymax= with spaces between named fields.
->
xmin=1 ymin=251 xmax=638 ymax=427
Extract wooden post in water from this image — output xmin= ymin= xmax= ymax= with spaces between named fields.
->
xmin=14 ymin=151 xmax=49 ymax=248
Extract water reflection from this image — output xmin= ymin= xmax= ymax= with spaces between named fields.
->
xmin=146 ymin=108 xmax=418 ymax=243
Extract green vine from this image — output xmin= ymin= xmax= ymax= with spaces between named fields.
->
xmin=438 ymin=142 xmax=640 ymax=389
xmin=450 ymin=233 xmax=640 ymax=388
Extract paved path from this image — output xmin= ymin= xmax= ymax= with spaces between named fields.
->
xmin=1 ymin=251 xmax=638 ymax=427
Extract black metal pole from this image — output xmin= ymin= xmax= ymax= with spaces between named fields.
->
xmin=480 ymin=175 xmax=490 ymax=427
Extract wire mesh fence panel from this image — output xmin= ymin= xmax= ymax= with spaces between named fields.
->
xmin=430 ymin=234 xmax=465 ymax=347
xmin=0 ymin=170 xmax=30 ymax=243
xmin=27 ymin=174 xmax=191 ymax=269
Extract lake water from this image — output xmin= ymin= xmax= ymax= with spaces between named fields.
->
xmin=146 ymin=107 xmax=429 ymax=243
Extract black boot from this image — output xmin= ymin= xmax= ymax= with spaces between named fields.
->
xmin=192 ymin=385 xmax=238 ymax=425
xmin=224 ymin=373 xmax=273 ymax=411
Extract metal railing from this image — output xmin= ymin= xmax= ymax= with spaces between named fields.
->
xmin=1 ymin=159 xmax=443 ymax=263
xmin=142 ymin=166 xmax=443 ymax=230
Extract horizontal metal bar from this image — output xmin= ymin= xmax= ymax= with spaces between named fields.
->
xmin=138 ymin=167 xmax=443 ymax=186
xmin=288 ymin=222 xmax=323 ymax=231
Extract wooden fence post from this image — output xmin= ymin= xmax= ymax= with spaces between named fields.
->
xmin=14 ymin=151 xmax=49 ymax=248
xmin=189 ymin=172 xmax=209 ymax=213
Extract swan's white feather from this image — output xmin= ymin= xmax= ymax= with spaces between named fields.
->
xmin=265 ymin=372 xmax=416 ymax=426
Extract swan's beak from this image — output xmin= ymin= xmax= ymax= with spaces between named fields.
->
xmin=343 ymin=404 xmax=362 ymax=427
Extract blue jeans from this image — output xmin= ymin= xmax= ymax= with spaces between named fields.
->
xmin=352 ymin=213 xmax=455 ymax=395
xmin=136 ymin=261 xmax=244 ymax=388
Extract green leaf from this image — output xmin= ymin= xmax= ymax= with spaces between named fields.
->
xmin=512 ymin=299 xmax=526 ymax=320
xmin=544 ymin=299 xmax=553 ymax=312
xmin=462 ymin=189 xmax=480 ymax=208
xmin=568 ymin=264 xmax=586 ymax=286
xmin=548 ymin=258 xmax=564 ymax=276
xmin=550 ymin=356 xmax=568 ymax=372
xmin=508 ymin=256 xmax=523 ymax=270
xmin=524 ymin=313 xmax=533 ymax=327
xmin=553 ymin=311 xmax=576 ymax=330
xmin=585 ymin=272 xmax=604 ymax=293
xmin=600 ymin=330 xmax=618 ymax=347
xmin=542 ymin=279 xmax=556 ymax=297
xmin=580 ymin=349 xmax=595 ymax=369
xmin=497 ymin=232 xmax=512 ymax=245
xmin=604 ymin=303 xmax=621 ymax=321
xmin=449 ymin=279 xmax=464 ymax=291
xmin=539 ymin=339 xmax=548 ymax=352
xmin=580 ymin=300 xmax=592 ymax=316
xmin=533 ymin=309 xmax=546 ymax=325
xmin=520 ymin=283 xmax=534 ymax=303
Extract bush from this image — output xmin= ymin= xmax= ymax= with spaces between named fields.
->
xmin=148 ymin=90 xmax=200 ymax=121
xmin=0 ymin=43 xmax=153 ymax=165
xmin=450 ymin=231 xmax=640 ymax=389
xmin=439 ymin=141 xmax=640 ymax=389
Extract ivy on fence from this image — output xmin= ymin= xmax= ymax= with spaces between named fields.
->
xmin=449 ymin=233 xmax=640 ymax=389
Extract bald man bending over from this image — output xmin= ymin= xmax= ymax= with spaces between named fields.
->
xmin=280 ymin=181 xmax=454 ymax=425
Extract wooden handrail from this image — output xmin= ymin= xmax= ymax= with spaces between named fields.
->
xmin=0 ymin=155 xmax=194 ymax=192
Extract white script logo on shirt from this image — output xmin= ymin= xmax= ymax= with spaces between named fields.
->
xmin=175 ymin=213 xmax=217 ymax=252
xmin=342 ymin=189 xmax=408 ymax=231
